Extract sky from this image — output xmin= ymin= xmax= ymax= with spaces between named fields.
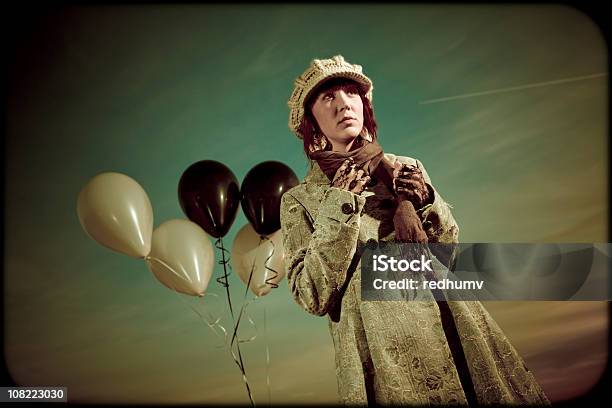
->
xmin=4 ymin=4 xmax=608 ymax=404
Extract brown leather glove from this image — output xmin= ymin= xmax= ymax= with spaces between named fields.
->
xmin=394 ymin=199 xmax=429 ymax=243
xmin=331 ymin=158 xmax=371 ymax=194
xmin=393 ymin=162 xmax=431 ymax=210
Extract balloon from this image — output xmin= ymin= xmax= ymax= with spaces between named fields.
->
xmin=231 ymin=224 xmax=286 ymax=297
xmin=178 ymin=160 xmax=240 ymax=238
xmin=146 ymin=219 xmax=215 ymax=297
xmin=77 ymin=172 xmax=153 ymax=258
xmin=241 ymin=161 xmax=299 ymax=236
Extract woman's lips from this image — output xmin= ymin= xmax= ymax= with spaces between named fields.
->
xmin=338 ymin=118 xmax=357 ymax=126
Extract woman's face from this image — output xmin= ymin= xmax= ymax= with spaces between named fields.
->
xmin=311 ymin=86 xmax=364 ymax=151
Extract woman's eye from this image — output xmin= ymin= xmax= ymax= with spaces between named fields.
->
xmin=323 ymin=93 xmax=334 ymax=101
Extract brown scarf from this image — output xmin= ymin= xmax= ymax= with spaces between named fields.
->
xmin=310 ymin=138 xmax=427 ymax=243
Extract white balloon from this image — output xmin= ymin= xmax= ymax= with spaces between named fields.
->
xmin=231 ymin=224 xmax=286 ymax=297
xmin=77 ymin=172 xmax=153 ymax=258
xmin=146 ymin=219 xmax=215 ymax=297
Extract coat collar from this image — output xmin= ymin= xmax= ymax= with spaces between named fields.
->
xmin=304 ymin=160 xmax=331 ymax=185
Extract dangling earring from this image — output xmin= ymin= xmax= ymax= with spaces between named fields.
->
xmin=309 ymin=132 xmax=329 ymax=153
xmin=319 ymin=134 xmax=329 ymax=150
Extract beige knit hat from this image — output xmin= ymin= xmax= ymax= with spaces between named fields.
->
xmin=287 ymin=55 xmax=373 ymax=139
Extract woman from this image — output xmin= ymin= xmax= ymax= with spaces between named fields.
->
xmin=280 ymin=55 xmax=549 ymax=405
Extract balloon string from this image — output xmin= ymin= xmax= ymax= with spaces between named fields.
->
xmin=255 ymin=235 xmax=275 ymax=405
xmin=144 ymin=256 xmax=230 ymax=341
xmin=261 ymin=235 xmax=279 ymax=289
xmin=144 ymin=255 xmax=193 ymax=283
xmin=215 ymin=238 xmax=255 ymax=407
xmin=229 ymin=239 xmax=259 ymax=347
xmin=215 ymin=238 xmax=233 ymax=288
xmin=230 ymin=235 xmax=261 ymax=352
xmin=226 ymin=235 xmax=275 ymax=405
xmin=236 ymin=237 xmax=271 ymax=404
xmin=187 ymin=295 xmax=256 ymax=403
xmin=176 ymin=291 xmax=228 ymax=348
xmin=144 ymin=256 xmax=228 ymax=347
xmin=144 ymin=255 xmax=255 ymax=403
xmin=264 ymin=302 xmax=271 ymax=405
xmin=233 ymin=293 xmax=269 ymax=405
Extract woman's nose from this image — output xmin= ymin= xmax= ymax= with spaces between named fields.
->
xmin=335 ymin=91 xmax=352 ymax=112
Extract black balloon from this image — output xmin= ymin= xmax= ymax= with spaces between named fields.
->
xmin=178 ymin=160 xmax=240 ymax=238
xmin=241 ymin=161 xmax=299 ymax=236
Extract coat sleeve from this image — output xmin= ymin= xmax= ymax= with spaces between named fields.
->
xmin=415 ymin=159 xmax=459 ymax=244
xmin=280 ymin=187 xmax=366 ymax=316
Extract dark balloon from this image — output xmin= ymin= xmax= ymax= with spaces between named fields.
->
xmin=178 ymin=160 xmax=240 ymax=238
xmin=241 ymin=161 xmax=299 ymax=236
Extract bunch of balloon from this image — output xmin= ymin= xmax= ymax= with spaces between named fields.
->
xmin=232 ymin=161 xmax=299 ymax=403
xmin=77 ymin=172 xmax=216 ymax=297
xmin=177 ymin=160 xmax=256 ymax=405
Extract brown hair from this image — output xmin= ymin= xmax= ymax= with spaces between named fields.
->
xmin=298 ymin=77 xmax=378 ymax=158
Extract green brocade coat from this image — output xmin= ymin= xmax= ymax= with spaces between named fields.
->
xmin=280 ymin=153 xmax=550 ymax=406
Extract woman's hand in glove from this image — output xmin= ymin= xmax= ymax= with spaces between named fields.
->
xmin=392 ymin=161 xmax=431 ymax=210
xmin=332 ymin=158 xmax=371 ymax=194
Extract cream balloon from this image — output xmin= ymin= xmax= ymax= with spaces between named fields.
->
xmin=146 ymin=219 xmax=214 ymax=297
xmin=231 ymin=224 xmax=286 ymax=297
xmin=77 ymin=172 xmax=153 ymax=258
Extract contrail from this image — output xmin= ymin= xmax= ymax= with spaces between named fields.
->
xmin=420 ymin=72 xmax=607 ymax=105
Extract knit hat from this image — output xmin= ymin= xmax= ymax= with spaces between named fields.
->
xmin=287 ymin=55 xmax=373 ymax=139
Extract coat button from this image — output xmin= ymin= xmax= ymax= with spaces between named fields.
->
xmin=341 ymin=202 xmax=354 ymax=214
xmin=366 ymin=238 xmax=378 ymax=249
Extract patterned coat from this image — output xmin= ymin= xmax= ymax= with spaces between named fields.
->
xmin=280 ymin=153 xmax=550 ymax=405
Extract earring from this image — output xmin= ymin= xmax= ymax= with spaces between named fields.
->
xmin=309 ymin=133 xmax=329 ymax=153
xmin=318 ymin=134 xmax=329 ymax=150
